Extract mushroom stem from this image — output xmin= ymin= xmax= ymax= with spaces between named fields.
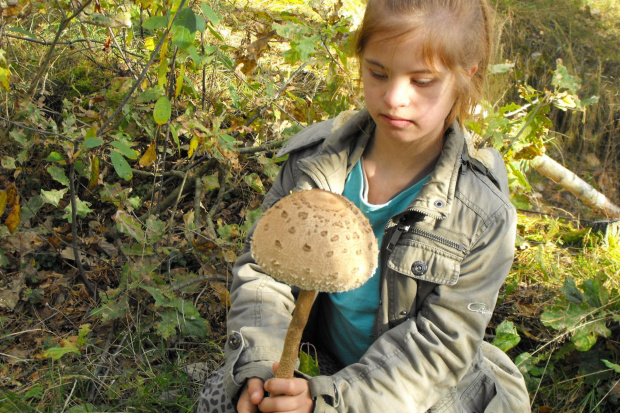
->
xmin=276 ymin=289 xmax=317 ymax=379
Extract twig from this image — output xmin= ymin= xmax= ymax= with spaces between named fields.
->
xmin=131 ymin=168 xmax=184 ymax=179
xmin=107 ymin=27 xmax=137 ymax=79
xmin=171 ymin=274 xmax=229 ymax=292
xmin=0 ymin=116 xmax=74 ymax=142
xmin=98 ymin=0 xmax=188 ymax=137
xmin=27 ymin=0 xmax=95 ymax=97
xmin=590 ymin=379 xmax=620 ymax=412
xmin=88 ymin=321 xmax=117 ymax=402
xmin=3 ymin=34 xmax=146 ymax=59
xmin=194 ymin=176 xmax=203 ymax=229
xmin=234 ymin=140 xmax=285 ymax=154
xmin=205 ymin=163 xmax=228 ymax=237
xmin=69 ymin=141 xmax=97 ymax=299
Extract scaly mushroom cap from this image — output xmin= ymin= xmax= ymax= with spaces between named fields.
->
xmin=251 ymin=189 xmax=378 ymax=292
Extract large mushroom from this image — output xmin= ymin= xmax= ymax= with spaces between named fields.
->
xmin=251 ymin=189 xmax=378 ymax=378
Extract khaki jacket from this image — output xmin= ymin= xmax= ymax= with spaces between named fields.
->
xmin=223 ymin=110 xmax=530 ymax=412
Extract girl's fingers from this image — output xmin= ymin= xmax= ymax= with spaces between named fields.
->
xmin=237 ymin=378 xmax=265 ymax=413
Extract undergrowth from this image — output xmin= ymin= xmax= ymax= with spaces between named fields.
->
xmin=0 ymin=0 xmax=618 ymax=412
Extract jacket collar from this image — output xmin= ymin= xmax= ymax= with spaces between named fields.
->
xmin=294 ymin=109 xmax=466 ymax=219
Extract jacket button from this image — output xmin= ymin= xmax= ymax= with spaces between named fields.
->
xmin=411 ymin=261 xmax=428 ymax=276
xmin=399 ymin=310 xmax=408 ymax=316
xmin=228 ymin=333 xmax=242 ymax=350
xmin=434 ymin=200 xmax=445 ymax=208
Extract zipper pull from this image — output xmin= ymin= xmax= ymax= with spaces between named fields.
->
xmin=386 ymin=223 xmax=409 ymax=252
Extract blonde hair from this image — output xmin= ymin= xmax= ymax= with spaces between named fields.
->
xmin=355 ymin=0 xmax=494 ymax=127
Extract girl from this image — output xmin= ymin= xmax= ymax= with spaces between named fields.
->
xmin=198 ymin=0 xmax=530 ymax=412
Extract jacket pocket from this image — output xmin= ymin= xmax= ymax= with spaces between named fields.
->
xmin=387 ymin=239 xmax=463 ymax=286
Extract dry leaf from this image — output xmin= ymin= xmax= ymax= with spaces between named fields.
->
xmin=0 ymin=273 xmax=26 ymax=311
xmin=0 ymin=190 xmax=6 ymax=216
xmin=139 ymin=143 xmax=157 ymax=167
xmin=6 ymin=184 xmax=17 ymax=206
xmin=5 ymin=201 xmax=20 ymax=233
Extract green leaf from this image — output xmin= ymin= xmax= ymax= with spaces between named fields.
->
xmin=581 ymin=276 xmax=609 ymax=307
xmin=2 ymin=156 xmax=16 ymax=169
xmin=173 ymin=7 xmax=197 ymax=33
xmin=297 ymin=35 xmax=320 ymax=61
xmin=41 ymin=340 xmax=80 ymax=360
xmin=47 ymin=165 xmax=70 ymax=186
xmin=110 ymin=150 xmax=133 ymax=181
xmin=110 ymin=141 xmax=139 ymax=159
xmin=145 ymin=216 xmax=166 ymax=243
xmin=172 ymin=26 xmax=194 ymax=50
xmin=138 ymin=86 xmax=165 ymax=103
xmin=45 ymin=152 xmax=64 ymax=162
xmin=552 ymin=62 xmax=581 ymax=94
xmin=153 ymin=96 xmax=172 ymax=125
xmin=143 ymin=16 xmax=168 ymax=30
xmin=243 ymin=172 xmax=265 ymax=194
xmin=157 ymin=309 xmax=179 ymax=339
xmin=0 ymin=67 xmax=9 ymax=92
xmin=202 ymin=174 xmax=220 ymax=191
xmin=298 ymin=350 xmax=320 ymax=377
xmin=602 ymin=359 xmax=620 ymax=373
xmin=63 ymin=198 xmax=93 ymax=223
xmin=489 ymin=63 xmax=515 ymax=75
xmin=541 ymin=303 xmax=586 ymax=331
xmin=114 ymin=210 xmax=147 ymax=244
xmin=41 ymin=188 xmax=68 ymax=207
xmin=492 ymin=320 xmax=521 ymax=352
xmin=571 ymin=320 xmax=610 ymax=352
xmin=7 ymin=27 xmax=37 ymax=39
xmin=560 ymin=277 xmax=584 ymax=304
xmin=25 ymin=384 xmax=43 ymax=399
xmin=83 ymin=137 xmax=104 ymax=148
xmin=201 ymin=4 xmax=220 ymax=26
xmin=90 ymin=296 xmax=129 ymax=322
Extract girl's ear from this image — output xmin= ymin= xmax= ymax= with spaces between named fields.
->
xmin=468 ymin=64 xmax=479 ymax=77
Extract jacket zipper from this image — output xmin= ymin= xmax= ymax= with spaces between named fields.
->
xmin=386 ymin=220 xmax=464 ymax=252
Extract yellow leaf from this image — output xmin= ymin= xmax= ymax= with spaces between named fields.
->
xmin=175 ymin=64 xmax=185 ymax=98
xmin=144 ymin=37 xmax=155 ymax=51
xmin=0 ymin=190 xmax=6 ymax=216
xmin=139 ymin=143 xmax=157 ymax=167
xmin=0 ymin=67 xmax=10 ymax=92
xmin=6 ymin=184 xmax=17 ymax=206
xmin=188 ymin=137 xmax=198 ymax=158
xmin=89 ymin=156 xmax=100 ymax=189
xmin=6 ymin=202 xmax=20 ymax=234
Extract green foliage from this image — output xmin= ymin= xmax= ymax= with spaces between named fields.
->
xmin=492 ymin=320 xmax=521 ymax=352
xmin=541 ymin=275 xmax=616 ymax=352
xmin=469 ymin=62 xmax=599 ymax=209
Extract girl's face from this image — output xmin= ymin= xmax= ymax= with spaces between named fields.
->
xmin=361 ymin=31 xmax=458 ymax=149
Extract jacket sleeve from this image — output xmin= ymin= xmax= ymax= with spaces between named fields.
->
xmin=308 ymin=201 xmax=517 ymax=412
xmin=222 ymin=145 xmax=317 ymax=400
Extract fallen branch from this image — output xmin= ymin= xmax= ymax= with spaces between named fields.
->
xmin=530 ymin=154 xmax=620 ymax=218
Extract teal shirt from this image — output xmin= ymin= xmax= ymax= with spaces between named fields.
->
xmin=320 ymin=160 xmax=429 ymax=366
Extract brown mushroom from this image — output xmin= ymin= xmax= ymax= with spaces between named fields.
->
xmin=251 ymin=189 xmax=378 ymax=378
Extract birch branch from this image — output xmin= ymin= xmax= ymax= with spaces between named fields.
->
xmin=530 ymin=154 xmax=620 ymax=218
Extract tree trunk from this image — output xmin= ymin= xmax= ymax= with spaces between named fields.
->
xmin=530 ymin=154 xmax=620 ymax=218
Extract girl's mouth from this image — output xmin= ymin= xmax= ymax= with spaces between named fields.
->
xmin=380 ymin=114 xmax=414 ymax=128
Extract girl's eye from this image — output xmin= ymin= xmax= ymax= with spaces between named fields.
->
xmin=370 ymin=71 xmax=388 ymax=80
xmin=412 ymin=78 xmax=434 ymax=87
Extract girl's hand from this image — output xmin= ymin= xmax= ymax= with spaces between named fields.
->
xmin=237 ymin=377 xmax=265 ymax=413
xmin=258 ymin=363 xmax=314 ymax=413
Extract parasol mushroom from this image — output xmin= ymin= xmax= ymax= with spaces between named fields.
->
xmin=250 ymin=189 xmax=378 ymax=379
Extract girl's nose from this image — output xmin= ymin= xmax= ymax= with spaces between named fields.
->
xmin=384 ymin=81 xmax=410 ymax=108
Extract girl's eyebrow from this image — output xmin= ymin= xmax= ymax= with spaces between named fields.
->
xmin=363 ymin=58 xmax=434 ymax=75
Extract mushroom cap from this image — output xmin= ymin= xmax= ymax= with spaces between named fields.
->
xmin=250 ymin=189 xmax=378 ymax=293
